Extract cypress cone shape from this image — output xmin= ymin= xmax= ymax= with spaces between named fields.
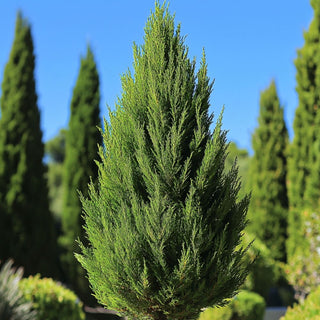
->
xmin=59 ymin=46 xmax=101 ymax=301
xmin=0 ymin=12 xmax=58 ymax=277
xmin=287 ymin=0 xmax=320 ymax=259
xmin=248 ymin=80 xmax=288 ymax=262
xmin=76 ymin=3 xmax=250 ymax=320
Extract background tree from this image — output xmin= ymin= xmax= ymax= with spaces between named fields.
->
xmin=285 ymin=208 xmax=320 ymax=302
xmin=0 ymin=12 xmax=58 ymax=277
xmin=225 ymin=142 xmax=250 ymax=199
xmin=46 ymin=128 xmax=66 ymax=163
xmin=59 ymin=46 xmax=101 ymax=302
xmin=287 ymin=0 xmax=320 ymax=259
xmin=45 ymin=129 xmax=66 ymax=220
xmin=77 ymin=3 xmax=250 ymax=320
xmin=247 ymin=80 xmax=288 ymax=262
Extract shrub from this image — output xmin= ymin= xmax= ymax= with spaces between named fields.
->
xmin=77 ymin=3 xmax=250 ymax=320
xmin=198 ymin=304 xmax=232 ymax=320
xmin=198 ymin=290 xmax=266 ymax=320
xmin=233 ymin=291 xmax=266 ymax=320
xmin=280 ymin=286 xmax=320 ymax=319
xmin=0 ymin=259 xmax=37 ymax=320
xmin=19 ymin=275 xmax=85 ymax=320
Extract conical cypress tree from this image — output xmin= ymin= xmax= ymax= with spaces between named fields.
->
xmin=247 ymin=80 xmax=289 ymax=262
xmin=0 ymin=12 xmax=58 ymax=277
xmin=59 ymin=46 xmax=101 ymax=301
xmin=287 ymin=0 xmax=320 ymax=259
xmin=76 ymin=4 xmax=250 ymax=320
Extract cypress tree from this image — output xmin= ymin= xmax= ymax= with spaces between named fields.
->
xmin=77 ymin=4 xmax=250 ymax=320
xmin=247 ymin=80 xmax=288 ymax=262
xmin=287 ymin=0 xmax=320 ymax=259
xmin=225 ymin=142 xmax=250 ymax=199
xmin=59 ymin=46 xmax=101 ymax=301
xmin=46 ymin=129 xmax=66 ymax=220
xmin=0 ymin=12 xmax=58 ymax=277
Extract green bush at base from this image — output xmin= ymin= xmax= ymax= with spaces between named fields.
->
xmin=19 ymin=275 xmax=85 ymax=320
xmin=0 ymin=260 xmax=37 ymax=320
xmin=199 ymin=290 xmax=266 ymax=320
xmin=280 ymin=286 xmax=320 ymax=319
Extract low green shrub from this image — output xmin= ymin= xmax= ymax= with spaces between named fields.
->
xmin=198 ymin=290 xmax=266 ymax=320
xmin=233 ymin=290 xmax=266 ymax=320
xmin=0 ymin=259 xmax=37 ymax=320
xmin=198 ymin=304 xmax=232 ymax=320
xmin=280 ymin=286 xmax=320 ymax=319
xmin=19 ymin=275 xmax=85 ymax=320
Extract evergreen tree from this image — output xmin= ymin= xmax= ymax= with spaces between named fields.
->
xmin=247 ymin=81 xmax=288 ymax=262
xmin=0 ymin=12 xmax=58 ymax=277
xmin=76 ymin=4 xmax=250 ymax=320
xmin=46 ymin=128 xmax=66 ymax=164
xmin=59 ymin=47 xmax=101 ymax=301
xmin=46 ymin=129 xmax=66 ymax=220
xmin=225 ymin=142 xmax=250 ymax=199
xmin=287 ymin=0 xmax=320 ymax=259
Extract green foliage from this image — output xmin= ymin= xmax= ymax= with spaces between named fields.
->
xmin=225 ymin=142 xmax=250 ymax=198
xmin=233 ymin=291 xmax=266 ymax=320
xmin=241 ymin=233 xmax=281 ymax=300
xmin=198 ymin=290 xmax=266 ymax=320
xmin=47 ymin=162 xmax=64 ymax=220
xmin=287 ymin=0 xmax=320 ymax=260
xmin=285 ymin=208 xmax=320 ymax=302
xmin=46 ymin=129 xmax=66 ymax=164
xmin=248 ymin=80 xmax=288 ymax=262
xmin=280 ymin=285 xmax=320 ymax=320
xmin=77 ymin=3 xmax=250 ymax=320
xmin=0 ymin=260 xmax=37 ymax=320
xmin=0 ymin=12 xmax=58 ymax=277
xmin=20 ymin=275 xmax=85 ymax=320
xmin=46 ymin=129 xmax=66 ymax=220
xmin=198 ymin=305 xmax=232 ymax=320
xmin=59 ymin=45 xmax=101 ymax=302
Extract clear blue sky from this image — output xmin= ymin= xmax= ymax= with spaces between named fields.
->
xmin=0 ymin=1 xmax=313 ymax=153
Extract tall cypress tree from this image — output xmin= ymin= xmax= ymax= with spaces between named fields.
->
xmin=287 ymin=0 xmax=320 ymax=259
xmin=248 ymin=80 xmax=288 ymax=262
xmin=0 ymin=12 xmax=57 ymax=277
xmin=76 ymin=3 xmax=250 ymax=320
xmin=59 ymin=46 xmax=101 ymax=301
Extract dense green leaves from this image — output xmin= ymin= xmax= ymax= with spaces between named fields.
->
xmin=248 ymin=81 xmax=288 ymax=262
xmin=46 ymin=129 xmax=66 ymax=220
xmin=46 ymin=129 xmax=66 ymax=164
xmin=20 ymin=275 xmax=85 ymax=320
xmin=77 ymin=3 xmax=250 ymax=320
xmin=0 ymin=12 xmax=58 ymax=277
xmin=59 ymin=46 xmax=101 ymax=302
xmin=0 ymin=260 xmax=37 ymax=320
xmin=287 ymin=0 xmax=320 ymax=261
xmin=225 ymin=142 xmax=250 ymax=199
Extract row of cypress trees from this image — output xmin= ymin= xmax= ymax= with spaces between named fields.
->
xmin=0 ymin=12 xmax=101 ymax=302
xmin=2 ymin=1 xmax=320 ymax=314
xmin=287 ymin=0 xmax=320 ymax=262
xmin=248 ymin=0 xmax=320 ymax=279
xmin=0 ymin=6 xmax=252 ymax=316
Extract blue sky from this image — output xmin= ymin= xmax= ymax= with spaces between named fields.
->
xmin=0 ymin=1 xmax=313 ymax=153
